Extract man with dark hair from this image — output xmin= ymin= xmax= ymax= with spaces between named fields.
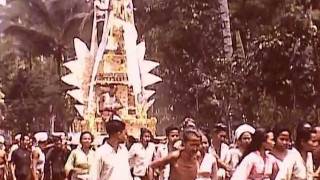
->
xmin=105 ymin=118 xmax=126 ymax=135
xmin=11 ymin=134 xmax=32 ymax=180
xmin=164 ymin=126 xmax=180 ymax=152
xmin=129 ymin=128 xmax=156 ymax=180
xmin=91 ymin=120 xmax=132 ymax=180
xmin=154 ymin=126 xmax=180 ymax=180
xmin=150 ymin=128 xmax=201 ymax=180
xmin=181 ymin=117 xmax=196 ymax=130
xmin=210 ymin=123 xmax=231 ymax=179
xmin=45 ymin=136 xmax=70 ymax=180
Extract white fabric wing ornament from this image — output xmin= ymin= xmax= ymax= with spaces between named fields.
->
xmin=61 ymin=74 xmax=82 ymax=88
xmin=67 ymin=89 xmax=85 ymax=104
xmin=123 ymin=22 xmax=142 ymax=95
xmin=75 ymin=104 xmax=85 ymax=117
xmin=141 ymin=73 xmax=162 ymax=87
xmin=144 ymin=99 xmax=155 ymax=111
xmin=139 ymin=60 xmax=160 ymax=74
xmin=142 ymin=90 xmax=155 ymax=101
xmin=61 ymin=38 xmax=92 ymax=118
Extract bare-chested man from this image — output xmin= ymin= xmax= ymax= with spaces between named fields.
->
xmin=150 ymin=128 xmax=201 ymax=180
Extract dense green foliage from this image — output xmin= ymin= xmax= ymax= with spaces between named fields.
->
xmin=0 ymin=0 xmax=320 ymax=133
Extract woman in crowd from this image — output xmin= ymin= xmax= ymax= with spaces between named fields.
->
xmin=278 ymin=126 xmax=318 ymax=180
xmin=65 ymin=131 xmax=95 ymax=180
xmin=267 ymin=124 xmax=292 ymax=180
xmin=196 ymin=130 xmax=218 ymax=180
xmin=230 ymin=128 xmax=277 ymax=180
xmin=225 ymin=124 xmax=255 ymax=174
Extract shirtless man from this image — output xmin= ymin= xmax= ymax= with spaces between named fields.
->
xmin=150 ymin=128 xmax=201 ymax=180
xmin=154 ymin=126 xmax=180 ymax=180
xmin=31 ymin=132 xmax=47 ymax=180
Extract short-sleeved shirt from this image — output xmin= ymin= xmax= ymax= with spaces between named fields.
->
xmin=197 ymin=153 xmax=218 ymax=180
xmin=129 ymin=142 xmax=156 ymax=176
xmin=90 ymin=143 xmax=133 ymax=180
xmin=275 ymin=148 xmax=314 ymax=180
xmin=231 ymin=151 xmax=277 ymax=180
xmin=11 ymin=147 xmax=32 ymax=177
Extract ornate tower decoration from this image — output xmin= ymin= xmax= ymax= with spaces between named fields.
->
xmin=62 ymin=0 xmax=161 ymax=137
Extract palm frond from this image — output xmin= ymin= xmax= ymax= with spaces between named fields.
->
xmin=61 ymin=12 xmax=93 ymax=44
xmin=4 ymin=25 xmax=58 ymax=57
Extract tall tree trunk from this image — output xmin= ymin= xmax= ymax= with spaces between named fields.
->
xmin=218 ymin=0 xmax=233 ymax=59
xmin=55 ymin=47 xmax=64 ymax=77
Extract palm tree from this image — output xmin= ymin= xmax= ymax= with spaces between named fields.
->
xmin=0 ymin=0 xmax=94 ymax=132
xmin=0 ymin=0 xmax=93 ymax=75
xmin=218 ymin=0 xmax=233 ymax=58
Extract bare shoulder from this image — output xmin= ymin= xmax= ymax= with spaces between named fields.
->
xmin=32 ymin=148 xmax=40 ymax=157
xmin=168 ymin=150 xmax=181 ymax=160
xmin=0 ymin=150 xmax=5 ymax=156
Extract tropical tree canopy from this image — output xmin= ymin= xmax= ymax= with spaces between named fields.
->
xmin=0 ymin=0 xmax=320 ymax=133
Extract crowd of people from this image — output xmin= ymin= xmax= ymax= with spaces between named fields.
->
xmin=0 ymin=118 xmax=320 ymax=180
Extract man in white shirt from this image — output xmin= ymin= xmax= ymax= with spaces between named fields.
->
xmin=7 ymin=134 xmax=20 ymax=162
xmin=129 ymin=128 xmax=156 ymax=180
xmin=154 ymin=126 xmax=180 ymax=180
xmin=209 ymin=123 xmax=231 ymax=179
xmin=90 ymin=119 xmax=133 ymax=180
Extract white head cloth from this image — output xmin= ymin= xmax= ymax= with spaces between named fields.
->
xmin=0 ymin=135 xmax=4 ymax=144
xmin=34 ymin=132 xmax=48 ymax=143
xmin=235 ymin=124 xmax=255 ymax=140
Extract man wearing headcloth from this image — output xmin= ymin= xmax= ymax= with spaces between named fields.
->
xmin=31 ymin=132 xmax=48 ymax=180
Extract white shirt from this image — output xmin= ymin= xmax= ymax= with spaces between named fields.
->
xmin=129 ymin=142 xmax=156 ymax=176
xmin=90 ymin=143 xmax=133 ymax=180
xmin=65 ymin=147 xmax=95 ymax=180
xmin=231 ymin=151 xmax=276 ymax=180
xmin=197 ymin=153 xmax=218 ymax=180
xmin=8 ymin=144 xmax=18 ymax=162
xmin=33 ymin=146 xmax=45 ymax=172
xmin=209 ymin=143 xmax=229 ymax=178
xmin=275 ymin=148 xmax=314 ymax=180
xmin=154 ymin=143 xmax=170 ymax=180
xmin=225 ymin=148 xmax=242 ymax=170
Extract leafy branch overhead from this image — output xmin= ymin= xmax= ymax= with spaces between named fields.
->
xmin=0 ymin=0 xmax=320 ymax=132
